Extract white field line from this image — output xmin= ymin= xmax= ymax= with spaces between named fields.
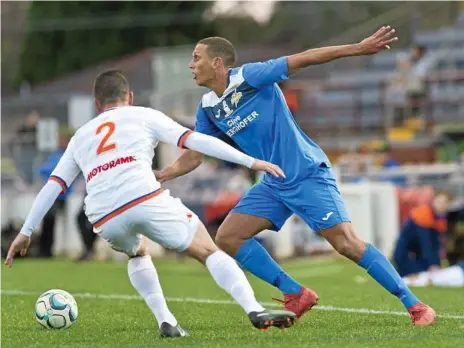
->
xmin=2 ymin=289 xmax=464 ymax=320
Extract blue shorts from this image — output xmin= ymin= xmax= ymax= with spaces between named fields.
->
xmin=232 ymin=164 xmax=351 ymax=231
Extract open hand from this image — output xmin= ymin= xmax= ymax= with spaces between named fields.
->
xmin=251 ymin=159 xmax=286 ymax=178
xmin=359 ymin=26 xmax=398 ymax=55
xmin=5 ymin=233 xmax=31 ymax=268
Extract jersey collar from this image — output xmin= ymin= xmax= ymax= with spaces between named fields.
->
xmin=227 ymin=69 xmax=232 ymax=87
xmin=101 ymin=106 xmax=126 ymax=115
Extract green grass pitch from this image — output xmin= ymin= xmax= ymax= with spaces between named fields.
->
xmin=2 ymin=257 xmax=464 ymax=348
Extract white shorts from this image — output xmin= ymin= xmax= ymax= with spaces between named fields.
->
xmin=93 ymin=190 xmax=200 ymax=256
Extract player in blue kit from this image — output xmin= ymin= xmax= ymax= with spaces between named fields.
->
xmin=156 ymin=26 xmax=436 ymax=326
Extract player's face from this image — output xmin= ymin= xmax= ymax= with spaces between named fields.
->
xmin=190 ymin=44 xmax=215 ymax=87
xmin=433 ymin=194 xmax=451 ymax=215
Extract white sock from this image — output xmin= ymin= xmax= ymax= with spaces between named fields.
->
xmin=128 ymin=255 xmax=178 ymax=327
xmin=206 ymin=250 xmax=265 ymax=314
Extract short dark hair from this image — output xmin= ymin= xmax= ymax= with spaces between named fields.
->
xmin=198 ymin=37 xmax=236 ymax=68
xmin=93 ymin=70 xmax=130 ymax=106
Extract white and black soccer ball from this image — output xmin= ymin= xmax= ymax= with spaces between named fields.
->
xmin=35 ymin=289 xmax=78 ymax=329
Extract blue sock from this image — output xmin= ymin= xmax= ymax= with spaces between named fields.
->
xmin=235 ymin=238 xmax=302 ymax=295
xmin=359 ymin=244 xmax=420 ymax=310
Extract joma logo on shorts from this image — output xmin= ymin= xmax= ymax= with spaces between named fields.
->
xmin=86 ymin=156 xmax=136 ymax=182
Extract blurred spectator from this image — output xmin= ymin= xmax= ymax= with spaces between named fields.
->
xmin=1 ymin=158 xmax=28 ymax=192
xmin=407 ymin=45 xmax=427 ymax=67
xmin=390 ymin=45 xmax=428 ymax=127
xmin=204 ymin=167 xmax=254 ymax=236
xmin=374 ymin=142 xmax=407 ymax=186
xmin=1 ymin=221 xmax=23 ymax=258
xmin=37 ymin=132 xmax=73 ymax=257
xmin=404 ymin=46 xmax=428 ymax=123
xmin=403 ymin=262 xmax=464 ymax=287
xmin=456 ymin=10 xmax=464 ymax=28
xmin=227 ymin=167 xmax=255 ymax=194
xmin=391 ymin=46 xmax=426 ymax=91
xmin=279 ymin=82 xmax=300 ymax=114
xmin=75 ymin=199 xmax=97 ymax=262
xmin=397 ymin=185 xmax=435 ymax=225
xmin=393 ymin=191 xmax=453 ymax=277
xmin=292 ymin=216 xmax=311 ymax=256
xmin=374 ymin=142 xmax=400 ymax=169
xmin=291 ymin=216 xmax=332 ymax=257
xmin=14 ymin=110 xmax=39 ymax=184
xmin=336 ymin=144 xmax=376 ymax=182
xmin=446 ymin=201 xmax=464 ymax=266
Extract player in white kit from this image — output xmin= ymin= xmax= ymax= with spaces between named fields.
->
xmin=403 ymin=263 xmax=464 ymax=288
xmin=5 ymin=70 xmax=296 ymax=337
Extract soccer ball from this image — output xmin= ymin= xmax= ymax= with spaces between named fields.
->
xmin=35 ymin=289 xmax=78 ymax=329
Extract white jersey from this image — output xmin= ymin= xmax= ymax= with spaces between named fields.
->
xmin=50 ymin=106 xmax=193 ymax=225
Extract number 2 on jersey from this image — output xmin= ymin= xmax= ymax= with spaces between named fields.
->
xmin=96 ymin=122 xmax=116 ymax=155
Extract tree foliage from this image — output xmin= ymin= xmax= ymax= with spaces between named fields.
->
xmin=17 ymin=1 xmax=214 ymax=85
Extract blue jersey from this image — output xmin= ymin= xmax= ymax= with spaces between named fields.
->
xmin=195 ymin=56 xmax=330 ymax=187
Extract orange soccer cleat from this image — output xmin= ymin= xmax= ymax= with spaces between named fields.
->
xmin=408 ymin=303 xmax=437 ymax=326
xmin=273 ymin=287 xmax=319 ymax=319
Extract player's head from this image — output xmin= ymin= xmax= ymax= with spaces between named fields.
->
xmin=433 ymin=190 xmax=453 ymax=215
xmin=411 ymin=45 xmax=426 ymax=62
xmin=93 ymin=70 xmax=133 ymax=113
xmin=190 ymin=37 xmax=236 ymax=87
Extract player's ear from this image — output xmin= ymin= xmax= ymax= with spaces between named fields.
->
xmin=95 ymin=99 xmax=103 ymax=114
xmin=212 ymin=57 xmax=222 ymax=70
xmin=128 ymin=91 xmax=134 ymax=105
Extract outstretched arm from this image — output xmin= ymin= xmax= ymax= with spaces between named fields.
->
xmin=5 ymin=180 xmax=63 ymax=267
xmin=286 ymin=26 xmax=398 ymax=76
xmin=149 ymin=110 xmax=285 ymax=182
xmin=156 ymin=149 xmax=204 ymax=183
xmin=21 ymin=181 xmax=63 ymax=237
xmin=5 ymin=140 xmax=80 ymax=268
xmin=156 ymin=132 xmax=285 ymax=182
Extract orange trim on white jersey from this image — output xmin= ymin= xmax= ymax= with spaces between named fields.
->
xmin=177 ymin=130 xmax=194 ymax=149
xmin=49 ymin=176 xmax=67 ymax=194
xmin=93 ymin=189 xmax=164 ymax=228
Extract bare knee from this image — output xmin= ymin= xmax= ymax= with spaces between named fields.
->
xmin=190 ymin=244 xmax=218 ymax=264
xmin=133 ymin=249 xmax=149 ymax=258
xmin=186 ymin=224 xmax=219 ymax=264
xmin=215 ymin=229 xmax=236 ymax=256
xmin=319 ymin=222 xmax=367 ymax=262
xmin=216 ymin=213 xmax=272 ymax=257
xmin=132 ymin=238 xmax=149 ymax=258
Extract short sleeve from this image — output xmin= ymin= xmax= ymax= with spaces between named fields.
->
xmin=242 ymin=57 xmax=289 ymax=88
xmin=145 ymin=108 xmax=194 ymax=149
xmin=194 ymin=103 xmax=223 ymax=138
xmin=49 ymin=138 xmax=81 ymax=194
